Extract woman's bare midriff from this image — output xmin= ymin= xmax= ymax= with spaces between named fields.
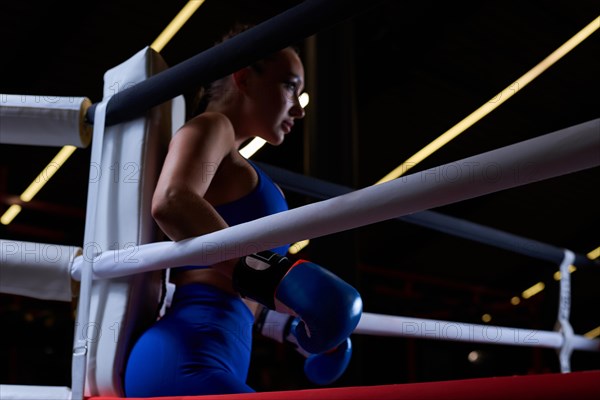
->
xmin=170 ymin=268 xmax=260 ymax=316
xmin=171 ymin=268 xmax=235 ymax=293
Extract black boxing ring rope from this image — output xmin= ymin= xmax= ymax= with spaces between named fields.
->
xmin=80 ymin=0 xmax=598 ymax=269
xmin=3 ymin=0 xmax=599 ymax=397
xmin=85 ymin=0 xmax=385 ymax=126
xmin=71 ymin=118 xmax=599 ymax=281
xmin=256 ymin=162 xmax=597 ymax=268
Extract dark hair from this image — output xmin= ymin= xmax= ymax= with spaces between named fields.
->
xmin=186 ymin=24 xmax=251 ymax=118
xmin=186 ymin=23 xmax=301 ymax=119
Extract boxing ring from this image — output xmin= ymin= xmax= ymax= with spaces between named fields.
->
xmin=1 ymin=0 xmax=599 ymax=398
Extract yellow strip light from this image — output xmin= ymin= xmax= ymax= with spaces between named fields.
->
xmin=587 ymin=246 xmax=600 ymax=260
xmin=553 ymin=265 xmax=577 ymax=281
xmin=1 ymin=146 xmax=77 ymax=225
xmin=0 ymin=205 xmax=22 ymax=225
xmin=20 ymin=145 xmax=77 ymax=202
xmin=288 ymin=17 xmax=598 ymax=254
xmin=507 ymin=243 xmax=598 ymax=332
xmin=516 ymin=245 xmax=598 ymax=301
xmin=522 ymin=282 xmax=545 ymax=299
xmin=584 ymin=326 xmax=600 ymax=339
xmin=376 ymin=16 xmax=600 ymax=184
xmin=1 ymin=1 xmax=205 ymax=226
xmin=151 ymin=0 xmax=206 ymax=53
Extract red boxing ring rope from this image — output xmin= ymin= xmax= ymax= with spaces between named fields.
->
xmin=89 ymin=370 xmax=600 ymax=400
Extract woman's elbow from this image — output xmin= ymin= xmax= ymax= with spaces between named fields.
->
xmin=151 ymin=187 xmax=183 ymax=223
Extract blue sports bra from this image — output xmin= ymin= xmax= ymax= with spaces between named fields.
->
xmin=177 ymin=160 xmax=290 ymax=271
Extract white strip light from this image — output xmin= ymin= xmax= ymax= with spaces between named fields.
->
xmin=240 ymin=92 xmax=310 ymax=159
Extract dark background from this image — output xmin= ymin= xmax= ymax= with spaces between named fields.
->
xmin=1 ymin=0 xmax=599 ymax=391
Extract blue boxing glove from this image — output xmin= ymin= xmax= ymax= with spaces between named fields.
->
xmin=234 ymin=251 xmax=362 ymax=354
xmin=304 ymin=337 xmax=352 ymax=386
xmin=255 ymin=307 xmax=352 ymax=385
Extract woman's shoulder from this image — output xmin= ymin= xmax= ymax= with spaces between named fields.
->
xmin=173 ymin=111 xmax=235 ymax=149
xmin=185 ymin=111 xmax=234 ymax=134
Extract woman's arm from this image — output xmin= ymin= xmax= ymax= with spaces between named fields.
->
xmin=152 ymin=112 xmax=235 ymax=242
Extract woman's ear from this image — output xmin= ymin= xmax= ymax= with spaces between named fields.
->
xmin=232 ymin=67 xmax=251 ymax=92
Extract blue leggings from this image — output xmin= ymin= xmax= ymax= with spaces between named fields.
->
xmin=124 ymin=283 xmax=255 ymax=396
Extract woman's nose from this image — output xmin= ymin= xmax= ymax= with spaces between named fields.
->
xmin=290 ymin=96 xmax=305 ymax=119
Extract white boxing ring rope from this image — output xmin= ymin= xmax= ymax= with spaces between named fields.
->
xmin=356 ymin=312 xmax=599 ymax=352
xmin=1 ymin=1 xmax=597 ymax=396
xmin=355 ymin=248 xmax=599 ymax=371
xmin=2 ymin=117 xmax=598 ymax=398
xmin=68 ymin=113 xmax=598 ymax=375
xmin=1 ymin=8 xmax=597 ymax=400
xmin=71 ymin=118 xmax=600 ymax=280
xmin=0 ymin=95 xmax=93 ymax=148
